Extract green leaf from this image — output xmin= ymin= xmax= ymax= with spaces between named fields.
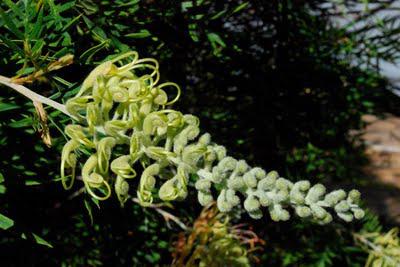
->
xmin=32 ymin=233 xmax=53 ymax=248
xmin=0 ymin=35 xmax=25 ymax=56
xmin=125 ymin=29 xmax=151 ymax=39
xmin=21 ymin=232 xmax=53 ymax=248
xmin=62 ymin=13 xmax=83 ymax=32
xmin=3 ymin=0 xmax=24 ymax=19
xmin=84 ymin=199 xmax=94 ymax=225
xmin=9 ymin=117 xmax=32 ymax=128
xmin=0 ymin=103 xmax=20 ymax=112
xmin=0 ymin=213 xmax=14 ymax=230
xmin=207 ymin=32 xmax=226 ymax=48
xmin=80 ymin=41 xmax=108 ymax=63
xmin=0 ymin=172 xmax=4 ymax=183
xmin=17 ymin=66 xmax=35 ymax=76
xmin=117 ymin=0 xmax=140 ymax=7
xmin=58 ymin=1 xmax=76 ymax=13
xmin=25 ymin=180 xmax=41 ymax=186
xmin=210 ymin=10 xmax=227 ymax=20
xmin=232 ymin=2 xmax=249 ymax=14
xmin=46 ymin=0 xmax=62 ymax=29
xmin=31 ymin=39 xmax=45 ymax=57
xmin=0 ymin=7 xmax=24 ymax=39
xmin=30 ymin=7 xmax=44 ymax=40
xmin=181 ymin=1 xmax=193 ymax=12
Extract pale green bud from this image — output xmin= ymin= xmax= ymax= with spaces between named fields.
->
xmin=348 ymin=189 xmax=361 ymax=202
xmin=243 ymin=172 xmax=257 ymax=188
xmin=320 ymin=213 xmax=333 ymax=224
xmin=310 ymin=204 xmax=327 ymax=219
xmin=305 ymin=184 xmax=326 ymax=204
xmin=258 ymin=177 xmax=276 ymax=191
xmin=204 ymin=146 xmax=217 ymax=162
xmin=218 ymin=157 xmax=237 ymax=172
xmin=244 ymin=196 xmax=260 ymax=212
xmin=252 ymin=167 xmax=266 ymax=180
xmin=217 ymin=190 xmax=233 ymax=212
xmin=269 ymin=205 xmax=290 ymax=221
xmin=290 ymin=190 xmax=305 ymax=204
xmin=214 ymin=145 xmax=227 ymax=161
xmin=211 ymin=167 xmax=226 ymax=183
xmin=226 ymin=189 xmax=240 ymax=206
xmin=258 ymin=192 xmax=272 ymax=207
xmin=335 ymin=200 xmax=350 ymax=213
xmin=295 ymin=206 xmax=312 ymax=218
xmin=227 ymin=177 xmax=245 ymax=190
xmin=198 ymin=133 xmax=211 ymax=145
xmin=236 ymin=160 xmax=249 ymax=174
xmin=266 ymin=171 xmax=279 ymax=181
xmin=337 ymin=212 xmax=354 ymax=222
xmin=195 ymin=179 xmax=212 ymax=192
xmin=198 ymin=191 xmax=213 ymax=206
xmin=323 ymin=189 xmax=346 ymax=206
xmin=296 ymin=180 xmax=311 ymax=191
xmin=352 ymin=207 xmax=365 ymax=220
xmin=274 ymin=189 xmax=289 ymax=202
xmin=115 ymin=175 xmax=130 ymax=206
xmin=275 ymin=178 xmax=292 ymax=190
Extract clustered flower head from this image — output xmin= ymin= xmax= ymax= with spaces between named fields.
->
xmin=61 ymin=51 xmax=364 ymax=224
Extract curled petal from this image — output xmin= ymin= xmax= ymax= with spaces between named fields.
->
xmin=97 ymin=137 xmax=116 ymax=174
xmin=104 ymin=120 xmax=133 ymax=141
xmin=61 ymin=139 xmax=80 ymax=190
xmin=145 ymin=146 xmax=176 ymax=161
xmin=110 ymin=86 xmax=129 ymax=103
xmin=82 ymin=155 xmax=112 ymax=200
xmin=65 ymin=124 xmax=95 ymax=148
xmin=115 ymin=175 xmax=130 ymax=206
xmin=138 ymin=164 xmax=160 ymax=205
xmin=86 ymin=103 xmax=102 ymax=132
xmin=65 ymin=96 xmax=91 ymax=120
xmin=156 ymin=82 xmax=181 ymax=105
xmin=143 ymin=112 xmax=168 ymax=136
xmin=110 ymin=155 xmax=136 ymax=179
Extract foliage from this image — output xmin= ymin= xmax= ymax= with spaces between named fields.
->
xmin=172 ymin=203 xmax=264 ymax=266
xmin=0 ymin=172 xmax=13 ymax=230
xmin=355 ymin=228 xmax=400 ymax=267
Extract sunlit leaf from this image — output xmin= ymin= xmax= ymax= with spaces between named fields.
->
xmin=21 ymin=232 xmax=53 ymax=248
xmin=125 ymin=29 xmax=151 ymax=39
xmin=0 ymin=103 xmax=20 ymax=112
xmin=0 ymin=213 xmax=14 ymax=230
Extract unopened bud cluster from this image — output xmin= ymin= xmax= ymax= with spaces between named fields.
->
xmin=196 ymin=159 xmax=364 ymax=223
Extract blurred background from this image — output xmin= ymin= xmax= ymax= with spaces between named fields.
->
xmin=1 ymin=0 xmax=400 ymax=266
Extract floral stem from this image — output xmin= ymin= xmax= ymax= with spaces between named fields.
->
xmin=0 ymin=75 xmax=71 ymax=117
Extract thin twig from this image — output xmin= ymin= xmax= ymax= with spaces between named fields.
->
xmin=0 ymin=75 xmax=71 ymax=117
xmin=132 ymin=197 xmax=189 ymax=231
